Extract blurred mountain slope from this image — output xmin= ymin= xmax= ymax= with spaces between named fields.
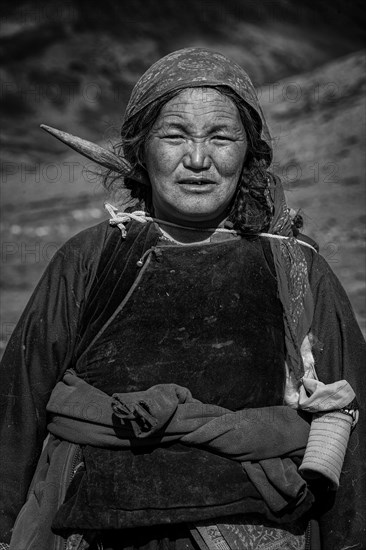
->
xmin=1 ymin=0 xmax=365 ymax=162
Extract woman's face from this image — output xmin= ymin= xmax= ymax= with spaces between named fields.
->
xmin=144 ymin=88 xmax=248 ymax=227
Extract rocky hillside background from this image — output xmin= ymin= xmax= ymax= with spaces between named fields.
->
xmin=1 ymin=0 xmax=365 ymax=352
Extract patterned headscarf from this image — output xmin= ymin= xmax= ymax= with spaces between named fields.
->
xmin=122 ymin=47 xmax=314 ymax=380
xmin=122 ymin=47 xmax=272 ymax=164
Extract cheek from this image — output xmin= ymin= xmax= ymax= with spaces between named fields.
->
xmin=214 ymin=145 xmax=246 ymax=177
xmin=145 ymin=141 xmax=180 ymax=178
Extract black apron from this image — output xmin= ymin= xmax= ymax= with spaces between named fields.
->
xmin=54 ymin=228 xmax=290 ymax=530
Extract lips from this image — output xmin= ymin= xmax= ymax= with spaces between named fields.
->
xmin=178 ymin=178 xmax=216 ymax=185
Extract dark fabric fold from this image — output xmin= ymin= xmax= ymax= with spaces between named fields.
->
xmin=47 ymin=372 xmax=313 ymax=529
xmin=47 ymin=372 xmax=311 ymax=460
xmin=242 ymin=458 xmax=307 ymax=513
xmin=75 ymin=221 xmax=161 ymax=361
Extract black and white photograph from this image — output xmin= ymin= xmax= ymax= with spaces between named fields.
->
xmin=0 ymin=2 xmax=365 ymax=549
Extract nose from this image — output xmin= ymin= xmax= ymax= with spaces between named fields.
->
xmin=183 ymin=141 xmax=211 ymax=170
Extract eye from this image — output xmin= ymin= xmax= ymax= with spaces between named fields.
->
xmin=165 ymin=134 xmax=185 ymax=140
xmin=212 ymin=135 xmax=232 ymax=142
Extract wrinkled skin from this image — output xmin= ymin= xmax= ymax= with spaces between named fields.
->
xmin=144 ymin=88 xmax=248 ymax=228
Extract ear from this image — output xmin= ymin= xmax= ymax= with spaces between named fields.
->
xmin=132 ymin=166 xmax=150 ymax=186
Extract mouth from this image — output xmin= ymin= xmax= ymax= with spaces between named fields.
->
xmin=178 ymin=178 xmax=216 ymax=186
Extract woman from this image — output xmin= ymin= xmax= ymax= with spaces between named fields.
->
xmin=0 ymin=48 xmax=365 ymax=550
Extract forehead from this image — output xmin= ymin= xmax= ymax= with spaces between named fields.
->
xmin=156 ymin=87 xmax=241 ymax=125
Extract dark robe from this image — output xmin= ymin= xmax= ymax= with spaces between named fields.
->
xmin=52 ymin=225 xmax=290 ymax=530
xmin=0 ymin=220 xmax=365 ymax=550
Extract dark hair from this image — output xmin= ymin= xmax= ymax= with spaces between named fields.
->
xmin=103 ymin=86 xmax=274 ymax=233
